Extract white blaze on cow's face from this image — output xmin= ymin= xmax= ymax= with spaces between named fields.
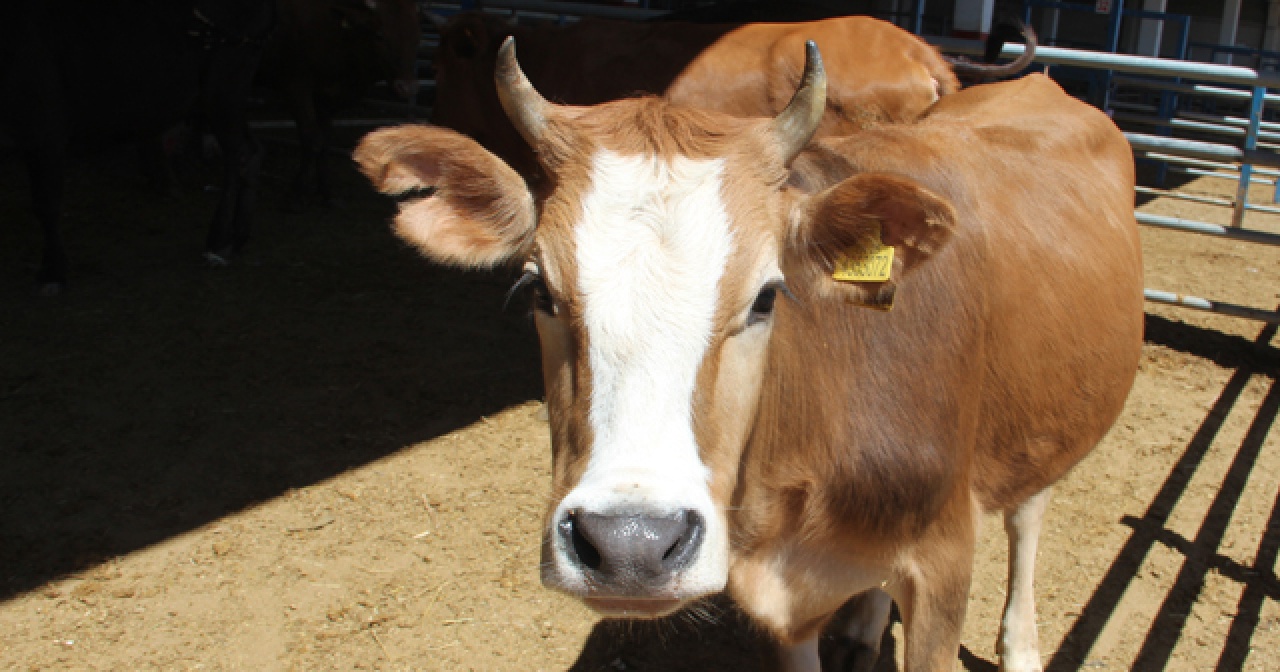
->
xmin=529 ymin=147 xmax=785 ymax=616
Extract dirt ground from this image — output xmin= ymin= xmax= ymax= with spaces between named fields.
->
xmin=1 ymin=128 xmax=1278 ymax=672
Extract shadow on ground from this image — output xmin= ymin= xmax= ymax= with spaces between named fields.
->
xmin=566 ymin=596 xmax=915 ymax=672
xmin=0 ymin=143 xmax=543 ymax=600
xmin=1047 ymin=316 xmax=1279 ymax=672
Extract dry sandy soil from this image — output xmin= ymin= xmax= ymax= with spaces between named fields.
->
xmin=1 ymin=125 xmax=1278 ymax=672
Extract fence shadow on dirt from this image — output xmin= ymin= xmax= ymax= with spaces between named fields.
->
xmin=1044 ymin=315 xmax=1280 ymax=671
xmin=0 ymin=147 xmax=544 ymax=601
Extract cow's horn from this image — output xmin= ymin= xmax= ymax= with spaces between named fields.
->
xmin=494 ymin=36 xmax=551 ymax=148
xmin=770 ymin=41 xmax=826 ymax=163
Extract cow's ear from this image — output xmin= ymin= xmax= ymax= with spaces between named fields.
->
xmin=786 ymin=173 xmax=956 ymax=309
xmin=355 ymin=125 xmax=537 ymax=269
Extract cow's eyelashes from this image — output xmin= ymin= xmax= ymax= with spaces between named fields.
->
xmin=507 ymin=269 xmax=556 ymax=315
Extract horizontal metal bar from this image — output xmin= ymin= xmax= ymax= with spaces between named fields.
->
xmin=1127 ymin=133 xmax=1244 ymax=161
xmin=1125 ymin=132 xmax=1280 ymax=169
xmin=1180 ymin=111 xmax=1280 ymax=133
xmin=1134 ymin=186 xmax=1233 ymax=207
xmin=1137 ymin=151 xmax=1265 ymax=174
xmin=1117 ymin=112 xmax=1257 ymax=139
xmin=1136 ymin=212 xmax=1280 ymax=245
xmin=1113 ymin=75 xmax=1280 ymax=106
xmin=1165 ymin=165 xmax=1276 ymax=185
xmin=1114 ymin=112 xmax=1280 ymax=142
xmin=930 ymin=39 xmax=1280 ymax=89
xmin=1111 ymin=101 xmax=1159 ymax=113
xmin=1246 ymin=202 xmax=1280 ymax=214
xmin=1144 ymin=289 xmax=1280 ymax=323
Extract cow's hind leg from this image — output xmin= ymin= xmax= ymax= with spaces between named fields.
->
xmin=998 ymin=487 xmax=1051 ymax=672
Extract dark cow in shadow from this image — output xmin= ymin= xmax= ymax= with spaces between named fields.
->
xmin=0 ymin=0 xmax=274 ymax=293
xmin=257 ymin=0 xmax=421 ymax=208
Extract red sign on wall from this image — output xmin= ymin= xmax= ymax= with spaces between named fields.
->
xmin=1096 ymin=0 xmax=1112 ymax=13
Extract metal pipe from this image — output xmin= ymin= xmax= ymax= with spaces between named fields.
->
xmin=1113 ymin=112 xmax=1280 ymax=142
xmin=1233 ymin=86 xmax=1267 ymax=224
xmin=1134 ymin=186 xmax=1233 ymax=207
xmin=1165 ymin=165 xmax=1276 ymax=185
xmin=1125 ymin=132 xmax=1280 ymax=169
xmin=1179 ymin=111 xmax=1280 ymax=133
xmin=929 ymin=39 xmax=1280 ymax=88
xmin=1137 ymin=151 xmax=1280 ymax=176
xmin=1144 ymin=289 xmax=1280 ymax=323
xmin=1113 ymin=75 xmax=1280 ymax=105
xmin=1136 ymin=212 xmax=1280 ymax=245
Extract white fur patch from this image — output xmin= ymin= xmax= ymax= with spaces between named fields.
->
xmin=548 ymin=150 xmax=734 ymax=597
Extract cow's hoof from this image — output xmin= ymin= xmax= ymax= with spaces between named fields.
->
xmin=203 ymin=251 xmax=231 ymax=267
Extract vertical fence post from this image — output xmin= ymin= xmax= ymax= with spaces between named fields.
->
xmin=1100 ymin=0 xmax=1126 ymax=110
xmin=914 ymin=0 xmax=926 ymax=36
xmin=1233 ymin=85 xmax=1265 ymax=227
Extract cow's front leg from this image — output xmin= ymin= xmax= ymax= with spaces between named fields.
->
xmin=998 ymin=487 xmax=1051 ymax=672
xmin=890 ymin=523 xmax=975 ymax=672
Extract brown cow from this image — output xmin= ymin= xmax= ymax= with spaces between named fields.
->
xmin=355 ymin=41 xmax=1140 ymax=671
xmin=430 ymin=12 xmax=1032 ymax=179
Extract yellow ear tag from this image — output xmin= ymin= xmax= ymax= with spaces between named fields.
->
xmin=832 ymin=223 xmax=894 ymax=283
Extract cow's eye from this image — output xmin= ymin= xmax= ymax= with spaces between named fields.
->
xmin=507 ymin=267 xmax=556 ymax=316
xmin=747 ymin=282 xmax=784 ymax=326
xmin=529 ymin=276 xmax=553 ymax=314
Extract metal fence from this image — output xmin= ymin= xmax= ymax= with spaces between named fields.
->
xmin=933 ymin=38 xmax=1280 ymax=324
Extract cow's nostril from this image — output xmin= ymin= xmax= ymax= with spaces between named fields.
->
xmin=563 ymin=511 xmax=602 ymax=571
xmin=661 ymin=510 xmax=703 ymax=571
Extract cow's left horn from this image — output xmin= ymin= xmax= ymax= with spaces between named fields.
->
xmin=770 ymin=41 xmax=827 ymax=163
xmin=494 ymin=36 xmax=551 ymax=148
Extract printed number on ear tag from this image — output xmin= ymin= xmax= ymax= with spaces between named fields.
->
xmin=832 ymin=224 xmax=894 ymax=283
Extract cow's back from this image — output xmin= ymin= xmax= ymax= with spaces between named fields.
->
xmin=431 ymin=14 xmax=957 ymax=179
xmin=666 ymin=17 xmax=957 ymax=133
xmin=798 ymin=75 xmax=1143 ymax=514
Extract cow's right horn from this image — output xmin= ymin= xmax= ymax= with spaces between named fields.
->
xmin=770 ymin=41 xmax=827 ymax=163
xmin=494 ymin=37 xmax=552 ymax=148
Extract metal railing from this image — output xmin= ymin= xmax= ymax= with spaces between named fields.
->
xmin=934 ymin=38 xmax=1280 ymax=323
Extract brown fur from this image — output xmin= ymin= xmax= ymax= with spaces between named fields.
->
xmin=354 ymin=73 xmax=1143 ymax=669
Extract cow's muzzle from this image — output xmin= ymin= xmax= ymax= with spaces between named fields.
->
xmin=556 ymin=508 xmax=704 ymax=609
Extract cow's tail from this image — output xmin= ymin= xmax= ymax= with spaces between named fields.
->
xmin=946 ymin=19 xmax=1037 ymax=81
